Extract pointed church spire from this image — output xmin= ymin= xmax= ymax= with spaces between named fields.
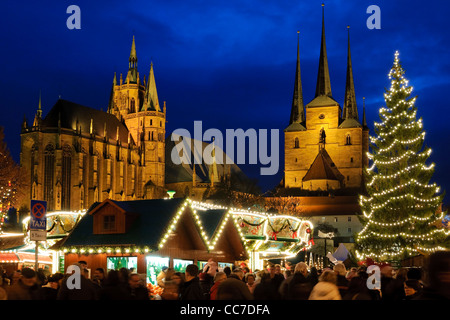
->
xmin=143 ymin=62 xmax=160 ymax=111
xmin=33 ymin=91 xmax=42 ymax=127
xmin=343 ymin=26 xmax=358 ymax=120
xmin=37 ymin=90 xmax=42 ymax=118
xmin=22 ymin=114 xmax=28 ymax=131
xmin=290 ymin=31 xmax=305 ymax=124
xmin=108 ymin=73 xmax=116 ymax=114
xmin=127 ymin=36 xmax=138 ymax=83
xmin=362 ymin=97 xmax=367 ymax=127
xmin=129 ymin=35 xmax=137 ymax=67
xmin=315 ymin=3 xmax=332 ymax=98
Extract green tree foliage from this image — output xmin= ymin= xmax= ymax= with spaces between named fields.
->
xmin=356 ymin=52 xmax=450 ymax=262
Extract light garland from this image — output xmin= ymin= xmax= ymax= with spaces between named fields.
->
xmin=361 ymin=203 xmax=436 ymax=219
xmin=375 ymin=109 xmax=417 ymax=128
xmin=358 ymin=228 xmax=450 ymax=240
xmin=367 ymin=162 xmax=434 ymax=186
xmin=365 ymin=179 xmax=438 ymax=198
xmin=374 ymin=131 xmax=425 ymax=154
xmin=359 ymin=213 xmax=444 ymax=229
xmin=363 ymin=193 xmax=441 ymax=212
xmin=60 ymin=199 xmax=314 ymax=260
xmin=366 ymin=148 xmax=431 ymax=170
xmin=377 ymin=117 xmax=422 ymax=138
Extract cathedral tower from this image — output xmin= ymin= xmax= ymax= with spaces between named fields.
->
xmin=109 ymin=37 xmax=166 ymax=199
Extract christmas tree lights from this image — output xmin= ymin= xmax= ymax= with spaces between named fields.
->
xmin=356 ymin=51 xmax=450 ymax=262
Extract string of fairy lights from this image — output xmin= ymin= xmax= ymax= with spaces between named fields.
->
xmin=367 ymin=148 xmax=431 ymax=169
xmin=367 ymin=162 xmax=435 ymax=186
xmin=60 ymin=199 xmax=314 ymax=259
xmin=372 ymin=131 xmax=425 ymax=153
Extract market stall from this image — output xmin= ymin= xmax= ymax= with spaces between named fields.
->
xmin=190 ymin=201 xmax=314 ymax=270
xmin=56 ymin=198 xmax=314 ymax=289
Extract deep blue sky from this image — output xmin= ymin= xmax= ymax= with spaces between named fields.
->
xmin=1 ymin=0 xmax=449 ymax=200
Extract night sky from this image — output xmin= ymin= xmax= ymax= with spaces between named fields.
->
xmin=1 ymin=0 xmax=449 ymax=200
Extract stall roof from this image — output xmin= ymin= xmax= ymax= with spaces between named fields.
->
xmin=195 ymin=209 xmax=228 ymax=240
xmin=0 ymin=251 xmax=52 ymax=264
xmin=16 ymin=252 xmax=52 ymax=264
xmin=0 ymin=252 xmax=19 ymax=263
xmin=0 ymin=234 xmax=26 ymax=251
xmin=58 ymin=198 xmax=187 ymax=250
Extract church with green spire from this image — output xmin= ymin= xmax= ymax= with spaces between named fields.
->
xmin=19 ymin=37 xmax=169 ymax=212
xmin=19 ymin=36 xmax=243 ymax=213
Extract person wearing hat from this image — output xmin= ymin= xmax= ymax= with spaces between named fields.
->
xmin=6 ymin=268 xmax=39 ymax=300
xmin=157 ymin=266 xmax=168 ymax=288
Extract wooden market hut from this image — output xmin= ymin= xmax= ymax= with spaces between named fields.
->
xmin=54 ymin=198 xmax=248 ymax=275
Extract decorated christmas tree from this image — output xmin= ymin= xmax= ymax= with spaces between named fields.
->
xmin=356 ymin=51 xmax=450 ymax=262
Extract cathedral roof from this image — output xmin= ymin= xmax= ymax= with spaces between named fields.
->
xmin=165 ymin=132 xmax=247 ymax=185
xmin=303 ymin=148 xmax=344 ymax=182
xmin=284 ymin=122 xmax=306 ymax=132
xmin=306 ymin=94 xmax=340 ymax=108
xmin=42 ymin=99 xmax=132 ymax=144
xmin=338 ymin=118 xmax=361 ymax=128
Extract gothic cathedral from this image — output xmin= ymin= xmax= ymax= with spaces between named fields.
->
xmin=20 ymin=37 xmax=166 ymax=212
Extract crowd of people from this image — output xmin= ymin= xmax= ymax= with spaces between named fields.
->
xmin=0 ymin=250 xmax=449 ymax=300
xmin=0 ymin=261 xmax=150 ymax=300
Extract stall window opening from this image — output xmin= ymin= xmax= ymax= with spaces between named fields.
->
xmin=103 ymin=215 xmax=116 ymax=231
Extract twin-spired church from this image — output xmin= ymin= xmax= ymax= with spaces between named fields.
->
xmin=19 ymin=7 xmax=368 ymax=213
xmin=283 ymin=11 xmax=369 ymax=194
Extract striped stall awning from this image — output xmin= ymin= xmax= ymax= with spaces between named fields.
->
xmin=0 ymin=252 xmax=19 ymax=263
xmin=16 ymin=252 xmax=52 ymax=264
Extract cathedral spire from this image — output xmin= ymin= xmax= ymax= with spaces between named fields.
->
xmin=315 ymin=3 xmax=332 ymax=98
xmin=37 ymin=90 xmax=42 ymax=118
xmin=290 ymin=31 xmax=305 ymax=124
xmin=343 ymin=26 xmax=358 ymax=120
xmin=127 ymin=36 xmax=138 ymax=83
xmin=362 ymin=97 xmax=367 ymax=128
xmin=22 ymin=114 xmax=28 ymax=131
xmin=129 ymin=35 xmax=137 ymax=68
xmin=143 ymin=62 xmax=160 ymax=111
xmin=33 ymin=91 xmax=42 ymax=127
xmin=108 ymin=73 xmax=116 ymax=114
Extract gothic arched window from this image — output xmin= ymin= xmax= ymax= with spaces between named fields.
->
xmin=294 ymin=137 xmax=299 ymax=148
xmin=62 ymin=145 xmax=72 ymax=210
xmin=44 ymin=144 xmax=55 ymax=211
xmin=130 ymin=98 xmax=136 ymax=113
xmin=346 ymin=134 xmax=351 ymax=145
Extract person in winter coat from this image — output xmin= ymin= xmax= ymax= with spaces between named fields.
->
xmin=216 ymin=276 xmax=253 ymax=300
xmin=253 ymin=270 xmax=280 ymax=300
xmin=210 ymin=272 xmax=227 ymax=300
xmin=203 ymin=258 xmax=218 ymax=278
xmin=343 ymin=276 xmax=372 ymax=300
xmin=309 ymin=270 xmax=341 ymax=300
xmin=245 ymin=273 xmax=257 ymax=294
xmin=127 ymin=273 xmax=149 ymax=300
xmin=180 ymin=264 xmax=205 ymax=300
xmin=6 ymin=268 xmax=39 ymax=300
xmin=308 ymin=267 xmax=319 ymax=287
xmin=413 ymin=251 xmax=450 ymax=300
xmin=287 ymin=263 xmax=314 ymax=300
xmin=333 ymin=263 xmax=349 ymax=298
xmin=404 ymin=279 xmax=422 ymax=300
xmin=35 ymin=274 xmax=61 ymax=300
xmin=156 ymin=266 xmax=168 ymax=288
xmin=57 ymin=264 xmax=98 ymax=300
xmin=99 ymin=270 xmax=129 ymax=300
